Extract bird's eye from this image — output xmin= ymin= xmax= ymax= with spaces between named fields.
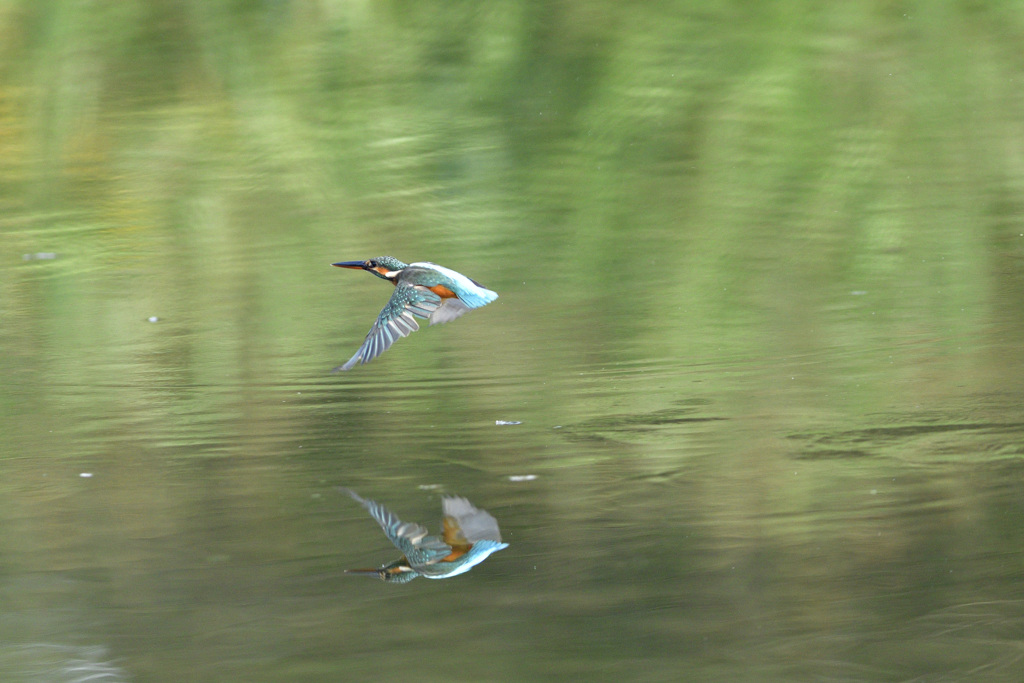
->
xmin=366 ymin=260 xmax=376 ymax=268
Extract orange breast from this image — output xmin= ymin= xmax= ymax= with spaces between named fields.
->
xmin=440 ymin=548 xmax=469 ymax=563
xmin=428 ymin=284 xmax=457 ymax=298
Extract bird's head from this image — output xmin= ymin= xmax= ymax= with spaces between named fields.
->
xmin=332 ymin=256 xmax=408 ymax=281
xmin=344 ymin=565 xmax=419 ymax=583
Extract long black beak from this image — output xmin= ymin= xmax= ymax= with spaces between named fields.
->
xmin=332 ymin=260 xmax=366 ymax=270
xmin=344 ymin=568 xmax=383 ymax=578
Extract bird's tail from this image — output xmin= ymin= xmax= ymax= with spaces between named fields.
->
xmin=458 ymin=287 xmax=498 ymax=309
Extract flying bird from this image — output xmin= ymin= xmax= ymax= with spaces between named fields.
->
xmin=340 ymin=488 xmax=509 ymax=583
xmin=331 ymin=256 xmax=498 ymax=371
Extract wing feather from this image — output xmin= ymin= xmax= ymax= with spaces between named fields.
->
xmin=341 ymin=488 xmax=451 ymax=565
xmin=334 ymin=284 xmax=442 ymax=371
xmin=442 ymin=496 xmax=504 ymax=544
xmin=428 ymin=298 xmax=473 ymax=325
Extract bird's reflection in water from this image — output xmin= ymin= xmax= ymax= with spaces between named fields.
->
xmin=340 ymin=488 xmax=509 ymax=583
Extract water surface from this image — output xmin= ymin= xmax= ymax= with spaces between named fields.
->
xmin=3 ymin=2 xmax=1024 ymax=681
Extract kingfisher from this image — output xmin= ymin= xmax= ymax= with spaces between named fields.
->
xmin=340 ymin=488 xmax=509 ymax=583
xmin=331 ymin=256 xmax=498 ymax=371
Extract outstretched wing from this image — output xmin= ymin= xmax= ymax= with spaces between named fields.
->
xmin=341 ymin=488 xmax=452 ymax=566
xmin=335 ymin=284 xmax=443 ymax=371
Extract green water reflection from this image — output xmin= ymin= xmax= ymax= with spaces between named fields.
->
xmin=3 ymin=2 xmax=1024 ymax=681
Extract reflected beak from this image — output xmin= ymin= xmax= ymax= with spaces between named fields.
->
xmin=332 ymin=260 xmax=366 ymax=270
xmin=344 ymin=568 xmax=383 ymax=578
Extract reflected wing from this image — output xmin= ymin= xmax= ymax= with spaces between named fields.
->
xmin=335 ymin=284 xmax=442 ymax=371
xmin=342 ymin=488 xmax=451 ymax=565
xmin=441 ymin=496 xmax=504 ymax=551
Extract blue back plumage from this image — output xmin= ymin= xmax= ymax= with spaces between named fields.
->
xmin=418 ymin=540 xmax=509 ymax=579
xmin=408 ymin=262 xmax=499 ymax=308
